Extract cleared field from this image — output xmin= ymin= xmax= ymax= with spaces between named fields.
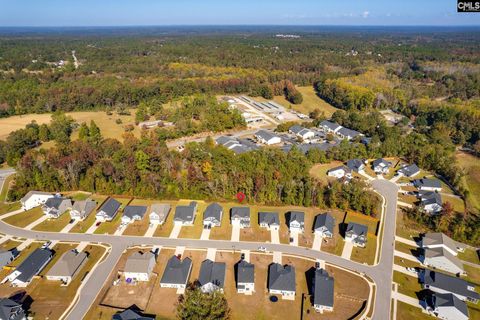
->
xmin=258 ymin=86 xmax=338 ymax=118
xmin=0 ymin=109 xmax=139 ymax=141
xmin=456 ymin=151 xmax=480 ymax=212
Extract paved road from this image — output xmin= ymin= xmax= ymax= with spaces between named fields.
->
xmin=0 ymin=169 xmax=16 ymax=199
xmin=0 ymin=177 xmax=399 ymax=320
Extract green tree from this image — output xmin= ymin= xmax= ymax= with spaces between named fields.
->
xmin=135 ymin=150 xmax=150 ymax=173
xmin=135 ymin=103 xmax=149 ymax=124
xmin=49 ymin=112 xmax=74 ymax=146
xmin=38 ymin=124 xmax=51 ymax=142
xmin=176 ymin=286 xmax=230 ymax=320
xmin=89 ymin=120 xmax=102 ymax=144
xmin=78 ymin=123 xmax=90 ymax=141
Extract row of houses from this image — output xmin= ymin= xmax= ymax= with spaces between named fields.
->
xmin=422 ymin=232 xmax=466 ymax=276
xmin=125 ymin=251 xmax=335 ymax=313
xmin=5 ymin=247 xmax=88 ymax=287
xmin=318 ymin=120 xmax=364 ymax=141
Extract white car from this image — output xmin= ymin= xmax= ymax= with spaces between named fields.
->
xmin=258 ymin=246 xmax=267 ymax=252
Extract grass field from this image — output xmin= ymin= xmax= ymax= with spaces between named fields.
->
xmin=393 ymin=271 xmax=422 ymax=298
xmin=0 ymin=109 xmax=140 ymax=142
xmin=33 ymin=211 xmax=71 ymax=232
xmin=350 ymin=234 xmax=377 ymax=265
xmin=456 ymin=151 xmax=480 ymax=212
xmin=258 ymin=86 xmax=338 ymax=118
xmin=309 ymin=161 xmax=343 ymax=184
xmin=396 ymin=301 xmax=434 ymax=320
xmin=3 ymin=207 xmax=44 ymax=228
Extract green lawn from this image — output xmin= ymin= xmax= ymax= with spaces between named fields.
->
xmin=0 ymin=202 xmax=21 ymax=216
xmin=393 ymin=271 xmax=422 ymax=298
xmin=350 ymin=234 xmax=377 ymax=265
xmin=396 ymin=301 xmax=434 ymax=320
xmin=463 ymin=264 xmax=480 ymax=285
xmin=456 ymin=151 xmax=480 ymax=212
xmin=3 ymin=207 xmax=44 ymax=228
xmin=309 ymin=161 xmax=343 ymax=184
xmin=33 ymin=211 xmax=71 ymax=232
xmin=458 ymin=248 xmax=480 ymax=265
xmin=344 ymin=211 xmax=379 ymax=235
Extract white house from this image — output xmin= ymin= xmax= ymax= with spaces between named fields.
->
xmin=319 ymin=120 xmax=342 ymax=134
xmin=258 ymin=212 xmax=280 ymax=231
xmin=345 ymin=223 xmax=368 ymax=247
xmin=231 ymin=207 xmax=250 ymax=228
xmin=121 ymin=205 xmax=147 ymax=224
xmin=327 ymin=165 xmax=352 ymax=179
xmin=314 ymin=213 xmax=335 ymax=238
xmin=423 ymin=247 xmax=465 ymax=275
xmin=372 ymin=158 xmax=392 ymax=174
xmin=237 ymin=260 xmax=255 ymax=295
xmin=289 ymin=125 xmax=315 ymax=140
xmin=20 ymin=191 xmax=54 ymax=211
xmin=254 ymin=130 xmax=282 ymax=145
xmin=287 ymin=211 xmax=304 ymax=233
xmin=124 ymin=251 xmax=156 ymax=282
xmin=203 ymin=203 xmax=222 ymax=227
xmin=413 ymin=179 xmax=442 ymax=192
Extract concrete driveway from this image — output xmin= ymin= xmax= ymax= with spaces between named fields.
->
xmin=312 ymin=233 xmax=322 ymax=251
xmin=341 ymin=241 xmax=354 ymax=259
xmin=24 ymin=215 xmax=49 ymax=230
xmin=290 ymin=230 xmax=299 ymax=246
xmin=231 ymin=224 xmax=240 ymax=241
xmin=200 ymin=228 xmax=211 ymax=240
xmin=169 ymin=224 xmax=182 ymax=239
xmin=144 ymin=224 xmax=157 ymax=237
xmin=270 ymin=229 xmax=280 ymax=244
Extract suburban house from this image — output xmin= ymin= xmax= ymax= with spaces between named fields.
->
xmin=372 ymin=158 xmax=392 ymax=174
xmin=413 ymin=178 xmax=442 ymax=192
xmin=398 ymin=163 xmax=421 ymax=177
xmin=425 ymin=292 xmax=469 ymax=320
xmin=313 ymin=268 xmax=334 ymax=313
xmin=346 ymin=159 xmax=366 ymax=173
xmin=160 ymin=256 xmax=192 ymax=290
xmin=423 ymin=247 xmax=465 ymax=275
xmin=124 ymin=251 xmax=156 ymax=282
xmin=112 ymin=309 xmax=154 ymax=320
xmin=173 ymin=201 xmax=197 ymax=225
xmin=0 ymin=298 xmax=25 ymax=320
xmin=422 ymin=233 xmax=464 ymax=256
xmin=313 ymin=213 xmax=335 ymax=238
xmin=236 ymin=259 xmax=255 ymax=295
xmin=70 ymin=199 xmax=96 ymax=220
xmin=0 ymin=249 xmax=18 ymax=268
xmin=198 ymin=259 xmax=226 ymax=293
xmin=203 ymin=203 xmax=223 ymax=228
xmin=231 ymin=207 xmax=251 ymax=228
xmin=42 ymin=197 xmax=72 ymax=218
xmin=96 ymin=198 xmax=122 ymax=222
xmin=287 ymin=211 xmax=305 ymax=233
xmin=345 ymin=223 xmax=368 ymax=247
xmin=254 ymin=130 xmax=282 ymax=145
xmin=419 ymin=192 xmax=443 ymax=215
xmin=149 ymin=204 xmax=171 ymax=225
xmin=46 ymin=249 xmax=88 ymax=285
xmin=337 ymin=127 xmax=362 ymax=141
xmin=319 ymin=120 xmax=342 ymax=134
xmin=289 ymin=125 xmax=315 ymax=140
xmin=268 ymin=263 xmax=296 ymax=299
xmin=327 ymin=165 xmax=352 ymax=179
xmin=422 ymin=270 xmax=479 ymax=303
xmin=258 ymin=212 xmax=280 ymax=230
xmin=7 ymin=248 xmax=53 ymax=287
xmin=20 ymin=191 xmax=53 ymax=211
xmin=121 ymin=205 xmax=148 ymax=224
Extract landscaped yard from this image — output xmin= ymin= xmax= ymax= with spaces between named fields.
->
xmin=463 ymin=264 xmax=480 ymax=285
xmin=0 ymin=202 xmax=20 ymax=216
xmin=309 ymin=161 xmax=343 ymax=184
xmin=33 ymin=211 xmax=71 ymax=232
xmin=94 ymin=197 xmax=132 ymax=235
xmin=393 ymin=271 xmax=422 ymax=298
xmin=458 ymin=248 xmax=480 ymax=265
xmin=350 ymin=234 xmax=377 ymax=265
xmin=178 ymin=200 xmax=208 ymax=239
xmin=3 ymin=207 xmax=44 ymax=228
xmin=343 ymin=211 xmax=379 ymax=235
xmin=396 ymin=301 xmax=435 ymax=320
xmin=69 ymin=194 xmax=108 ymax=233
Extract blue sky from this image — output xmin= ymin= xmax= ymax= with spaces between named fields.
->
xmin=0 ymin=0 xmax=478 ymax=26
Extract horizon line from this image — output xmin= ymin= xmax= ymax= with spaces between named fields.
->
xmin=1 ymin=24 xmax=480 ymax=28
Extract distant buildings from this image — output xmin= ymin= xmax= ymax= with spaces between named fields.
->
xmin=327 ymin=165 xmax=352 ymax=179
xmin=346 ymin=159 xmax=366 ymax=173
xmin=254 ymin=130 xmax=282 ymax=145
xmin=318 ymin=120 xmax=363 ymax=141
xmin=215 ymin=136 xmax=259 ymax=154
xmin=289 ymin=125 xmax=314 ymax=140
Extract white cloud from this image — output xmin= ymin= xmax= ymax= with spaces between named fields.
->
xmin=362 ymin=11 xmax=370 ymax=18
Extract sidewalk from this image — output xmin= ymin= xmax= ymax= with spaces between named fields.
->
xmin=24 ymin=215 xmax=49 ymax=230
xmin=395 ymin=236 xmax=418 ymax=247
xmin=394 ymin=250 xmax=421 ymax=263
xmin=0 ymin=209 xmax=23 ymax=220
xmin=17 ymin=239 xmax=34 ymax=251
xmin=206 ymin=248 xmax=216 ymax=261
xmin=144 ymin=224 xmax=157 ymax=237
xmin=273 ymin=251 xmax=282 ymax=264
xmin=59 ymin=219 xmax=80 ymax=233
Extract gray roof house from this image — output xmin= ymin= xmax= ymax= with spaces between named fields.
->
xmin=423 ymin=247 xmax=464 ymax=275
xmin=319 ymin=120 xmax=342 ymax=133
xmin=413 ymin=179 xmax=442 ymax=192
xmin=372 ymin=158 xmax=392 ymax=174
xmin=422 ymin=233 xmax=464 ymax=256
xmin=0 ymin=249 xmax=17 ymax=268
xmin=288 ymin=211 xmax=304 ymax=232
xmin=149 ymin=204 xmax=171 ymax=225
xmin=203 ymin=203 xmax=223 ymax=227
xmin=46 ymin=249 xmax=88 ymax=284
xmin=198 ymin=259 xmax=226 ymax=293
xmin=124 ymin=251 xmax=156 ymax=282
xmin=327 ymin=165 xmax=352 ymax=179
xmin=254 ymin=130 xmax=282 ymax=145
xmin=398 ymin=164 xmax=420 ymax=177
xmin=422 ymin=270 xmax=479 ymax=303
xmin=337 ymin=127 xmax=362 ymax=141
xmin=313 ymin=268 xmax=334 ymax=313
xmin=112 ymin=309 xmax=154 ymax=320
xmin=42 ymin=197 xmax=72 ymax=218
xmin=96 ymin=198 xmax=122 ymax=221
xmin=237 ymin=260 xmax=255 ymax=294
xmin=7 ymin=248 xmax=53 ymax=287
xmin=314 ymin=213 xmax=335 ymax=238
xmin=345 ymin=223 xmax=368 ymax=247
xmin=268 ymin=263 xmax=296 ymax=298
xmin=346 ymin=159 xmax=365 ymax=172
xmin=70 ymin=199 xmax=96 ymax=220
xmin=425 ymin=292 xmax=469 ymax=320
xmin=173 ymin=201 xmax=197 ymax=225
xmin=289 ymin=125 xmax=314 ymax=140
xmin=258 ymin=212 xmax=280 ymax=230
xmin=419 ymin=192 xmax=443 ymax=215
xmin=160 ymin=256 xmax=192 ymax=289
xmin=231 ymin=207 xmax=250 ymax=228
xmin=0 ymin=298 xmax=25 ymax=320
xmin=121 ymin=205 xmax=148 ymax=224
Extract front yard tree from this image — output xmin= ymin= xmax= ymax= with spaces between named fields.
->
xmin=176 ymin=287 xmax=230 ymax=320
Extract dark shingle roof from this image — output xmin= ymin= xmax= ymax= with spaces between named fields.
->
xmin=337 ymin=127 xmax=361 ymax=138
xmin=112 ymin=309 xmax=154 ymax=320
xmin=255 ymin=130 xmax=280 ymax=142
xmin=346 ymin=223 xmax=368 ymax=237
xmin=198 ymin=259 xmax=226 ymax=289
xmin=399 ymin=164 xmax=420 ymax=177
xmin=174 ymin=202 xmax=196 ymax=222
xmin=123 ymin=206 xmax=147 ymax=219
xmin=319 ymin=120 xmax=341 ymax=131
xmin=44 ymin=197 xmax=69 ymax=209
xmin=16 ymin=248 xmax=52 ymax=282
xmin=346 ymin=159 xmax=365 ymax=172
xmin=313 ymin=269 xmax=334 ymax=307
xmin=314 ymin=213 xmax=335 ymax=233
xmin=268 ymin=263 xmax=296 ymax=292
xmin=231 ymin=207 xmax=250 ymax=219
xmin=413 ymin=179 xmax=442 ymax=189
xmin=428 ymin=293 xmax=469 ymax=318
xmin=258 ymin=212 xmax=280 ymax=226
xmin=288 ymin=211 xmax=304 ymax=225
xmin=0 ymin=298 xmax=24 ymax=320
xmin=421 ymin=192 xmax=442 ymax=207
xmin=373 ymin=158 xmax=391 ymax=168
xmin=160 ymin=256 xmax=192 ymax=285
xmin=237 ymin=260 xmax=254 ymax=284
xmin=98 ymin=198 xmax=121 ymax=218
xmin=203 ymin=203 xmax=222 ymax=221
xmin=423 ymin=270 xmax=480 ymax=301
xmin=72 ymin=199 xmax=96 ymax=216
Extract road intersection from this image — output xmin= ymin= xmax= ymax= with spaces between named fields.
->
xmin=0 ymin=177 xmax=399 ymax=320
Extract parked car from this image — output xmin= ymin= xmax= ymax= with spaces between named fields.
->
xmin=258 ymin=246 xmax=266 ymax=252
xmin=241 ymin=253 xmax=245 ymax=260
xmin=96 ymin=221 xmax=101 ymax=227
xmin=41 ymin=241 xmax=51 ymax=249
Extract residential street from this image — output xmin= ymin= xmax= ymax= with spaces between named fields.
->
xmin=0 ymin=178 xmax=399 ymax=320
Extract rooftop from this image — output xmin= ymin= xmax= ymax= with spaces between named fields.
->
xmin=268 ymin=263 xmax=296 ymax=292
